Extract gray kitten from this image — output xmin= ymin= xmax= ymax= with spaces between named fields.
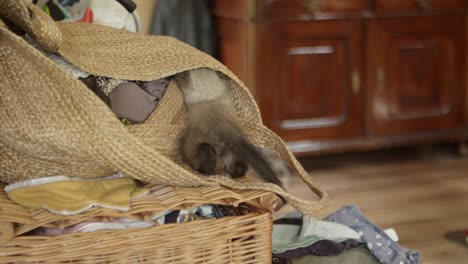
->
xmin=174 ymin=68 xmax=283 ymax=187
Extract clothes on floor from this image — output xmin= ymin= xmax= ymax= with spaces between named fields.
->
xmin=274 ymin=239 xmax=361 ymax=259
xmin=5 ymin=173 xmax=148 ymax=215
xmin=325 ymin=205 xmax=420 ymax=264
xmin=272 ymin=211 xmax=362 ymax=254
xmin=272 ymin=206 xmax=420 ymax=264
xmin=289 ymin=245 xmax=381 ymax=264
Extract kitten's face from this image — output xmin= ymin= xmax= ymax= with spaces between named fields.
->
xmin=194 ymin=142 xmax=248 ymax=178
xmin=218 ymin=148 xmax=247 ymax=178
xmin=194 ymin=143 xmax=291 ymax=188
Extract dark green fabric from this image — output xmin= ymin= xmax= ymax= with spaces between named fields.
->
xmin=291 ymin=245 xmax=380 ymax=264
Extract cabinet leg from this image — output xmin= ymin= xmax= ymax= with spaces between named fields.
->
xmin=457 ymin=141 xmax=468 ymax=157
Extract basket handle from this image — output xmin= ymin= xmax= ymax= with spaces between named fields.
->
xmin=257 ymin=125 xmax=329 ymax=215
xmin=0 ymin=0 xmax=62 ymax=52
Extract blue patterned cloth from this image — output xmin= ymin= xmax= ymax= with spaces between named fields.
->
xmin=325 ymin=205 xmax=420 ymax=264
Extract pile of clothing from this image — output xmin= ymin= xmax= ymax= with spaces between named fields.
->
xmin=272 ymin=205 xmax=419 ymax=264
xmin=80 ymin=75 xmax=169 ymax=125
xmin=26 ymin=203 xmax=251 ymax=236
xmin=24 ymin=33 xmax=169 ymax=126
xmin=5 ymin=172 xmax=254 ymax=237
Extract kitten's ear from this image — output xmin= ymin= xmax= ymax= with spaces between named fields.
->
xmin=215 ymin=70 xmax=230 ymax=81
xmin=173 ymin=71 xmax=188 ymax=78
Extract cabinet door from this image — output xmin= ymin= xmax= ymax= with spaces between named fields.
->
xmin=257 ymin=20 xmax=364 ymax=142
xmin=367 ymin=16 xmax=466 ymax=136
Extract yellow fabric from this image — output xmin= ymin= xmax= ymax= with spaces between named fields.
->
xmin=5 ymin=176 xmax=148 ymax=215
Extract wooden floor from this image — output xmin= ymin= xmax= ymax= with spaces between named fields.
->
xmin=279 ymin=146 xmax=468 ymax=264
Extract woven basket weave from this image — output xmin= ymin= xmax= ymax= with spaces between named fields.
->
xmin=0 ymin=182 xmax=274 ymax=263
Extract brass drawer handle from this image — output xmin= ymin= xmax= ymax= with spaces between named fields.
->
xmin=416 ymin=0 xmax=432 ymax=9
xmin=305 ymin=0 xmax=324 ymax=12
xmin=351 ymin=70 xmax=360 ymax=94
xmin=377 ymin=68 xmax=386 ymax=92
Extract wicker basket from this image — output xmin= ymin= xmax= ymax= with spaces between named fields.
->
xmin=0 ymin=182 xmax=277 ymax=263
xmin=0 ymin=0 xmax=327 ymax=215
xmin=0 ymin=0 xmax=328 ymax=262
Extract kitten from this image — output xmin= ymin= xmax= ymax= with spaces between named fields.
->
xmin=174 ymin=68 xmax=283 ymax=187
xmin=258 ymin=147 xmax=292 ymax=189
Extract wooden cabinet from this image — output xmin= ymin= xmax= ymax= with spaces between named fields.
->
xmin=368 ymin=16 xmax=466 ymax=136
xmin=258 ymin=20 xmax=364 ymax=142
xmin=212 ymin=0 xmax=468 ymax=155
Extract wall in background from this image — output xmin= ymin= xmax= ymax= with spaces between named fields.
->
xmin=134 ymin=0 xmax=157 ymax=34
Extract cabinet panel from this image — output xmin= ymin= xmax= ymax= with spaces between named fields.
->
xmin=213 ymin=0 xmax=468 ymax=156
xmin=211 ymin=0 xmax=253 ymax=19
xmin=368 ymin=16 xmax=466 ymax=136
xmin=387 ymin=36 xmax=451 ymax=119
xmin=258 ymin=20 xmax=364 ymax=142
xmin=216 ymin=18 xmax=250 ymax=87
xmin=281 ymin=41 xmax=345 ymax=127
xmin=375 ymin=0 xmax=466 ymax=12
xmin=258 ymin=0 xmax=370 ymax=17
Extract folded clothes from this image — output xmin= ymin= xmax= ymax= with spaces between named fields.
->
xmin=152 ymin=204 xmax=240 ymax=225
xmin=137 ymin=79 xmax=169 ymax=99
xmin=5 ymin=173 xmax=148 ymax=215
xmin=96 ymin=76 xmax=128 ymax=96
xmin=109 ymin=79 xmax=169 ymax=122
xmin=30 ymin=218 xmax=153 ymax=236
xmin=27 ymin=204 xmax=249 ymax=237
xmin=24 ymin=35 xmax=90 ymax=79
xmin=325 ymin=205 xmax=420 ymax=264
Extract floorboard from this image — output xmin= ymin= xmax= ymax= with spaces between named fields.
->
xmin=279 ymin=146 xmax=468 ymax=264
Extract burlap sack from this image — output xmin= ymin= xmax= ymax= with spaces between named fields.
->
xmin=0 ymin=0 xmax=328 ymax=216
